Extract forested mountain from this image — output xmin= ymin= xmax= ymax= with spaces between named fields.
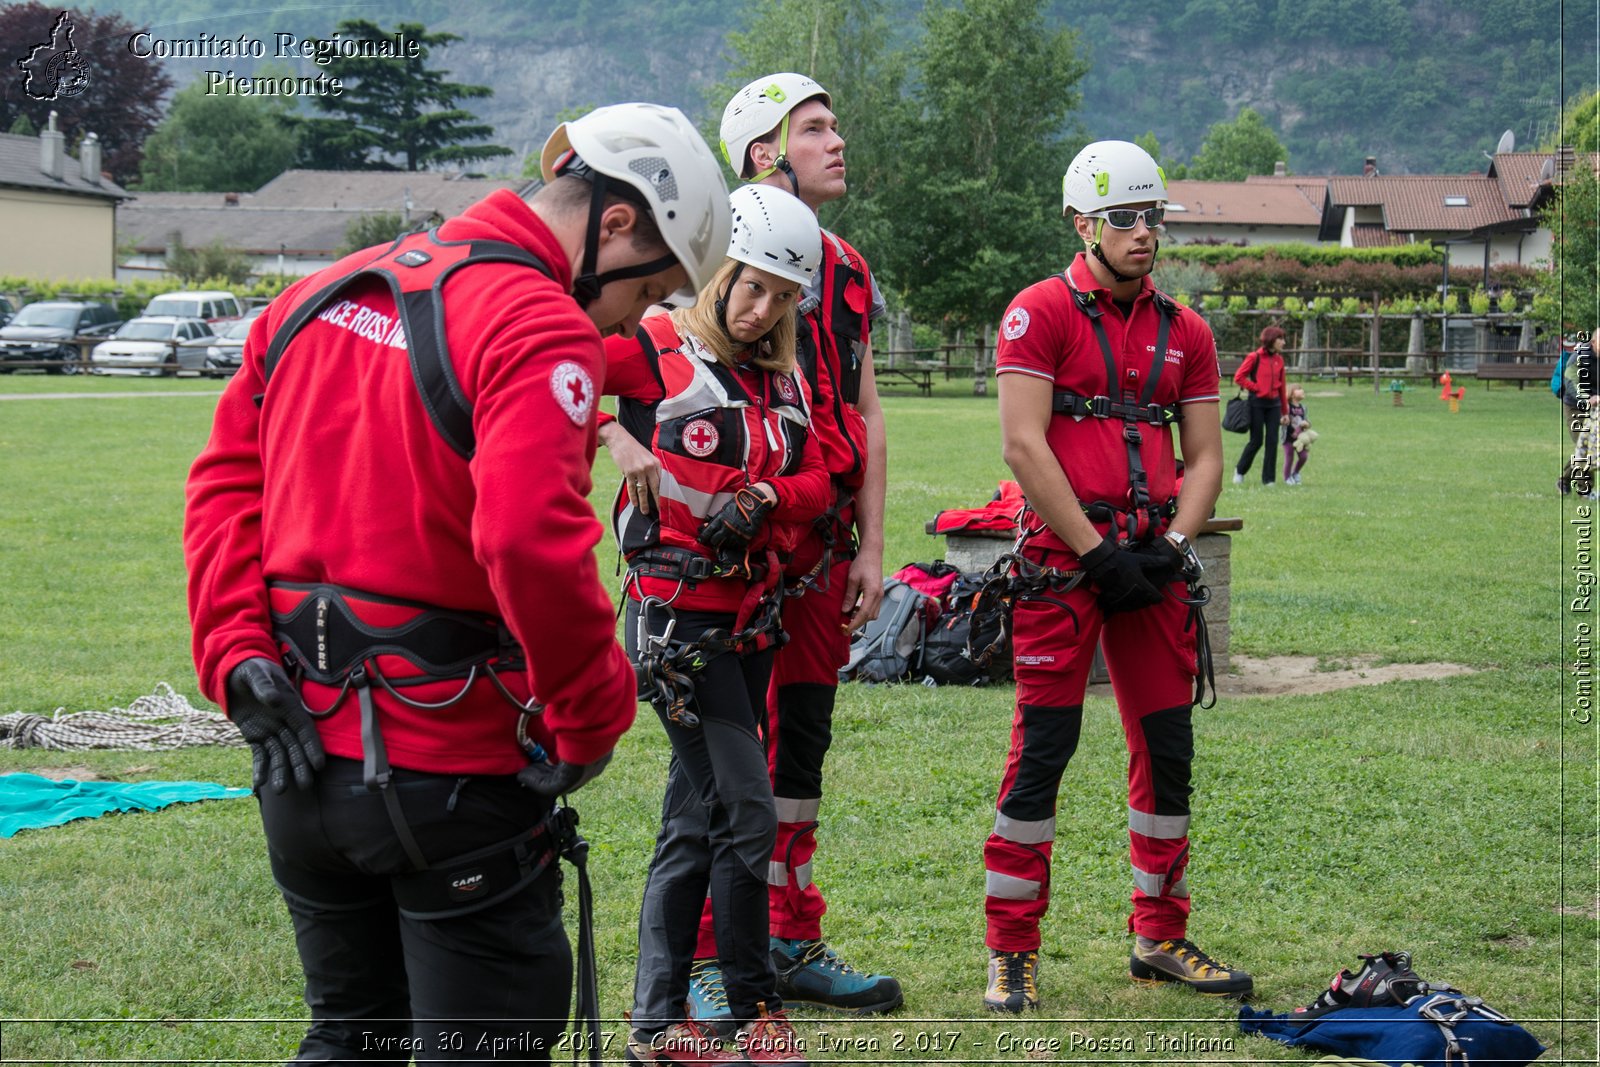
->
xmin=98 ymin=0 xmax=1590 ymax=176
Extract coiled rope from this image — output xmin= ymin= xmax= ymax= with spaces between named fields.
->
xmin=0 ymin=684 xmax=243 ymax=751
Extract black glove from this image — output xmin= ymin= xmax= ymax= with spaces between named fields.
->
xmin=517 ymin=750 xmax=613 ymax=798
xmin=1131 ymin=536 xmax=1185 ymax=586
xmin=1079 ymin=535 xmax=1166 ymax=615
xmin=699 ymin=486 xmax=774 ymax=552
xmin=227 ymin=657 xmax=326 ymax=794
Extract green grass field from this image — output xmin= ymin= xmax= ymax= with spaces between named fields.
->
xmin=0 ymin=371 xmax=1593 ymax=1064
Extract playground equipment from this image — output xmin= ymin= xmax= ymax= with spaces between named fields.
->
xmin=1438 ymin=371 xmax=1465 ymax=413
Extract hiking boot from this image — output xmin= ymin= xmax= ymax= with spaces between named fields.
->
xmin=625 ymin=1020 xmax=744 ymax=1065
xmin=1130 ymin=936 xmax=1253 ymax=997
xmin=736 ymin=1004 xmax=809 ymax=1064
xmin=983 ymin=950 xmax=1040 ymax=1013
xmin=686 ymin=958 xmax=734 ymax=1022
xmin=770 ymin=937 xmax=903 ymax=1014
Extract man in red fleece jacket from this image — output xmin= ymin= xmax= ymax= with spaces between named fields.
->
xmin=183 ymin=103 xmax=729 ymax=1064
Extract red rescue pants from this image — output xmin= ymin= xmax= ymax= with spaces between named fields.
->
xmin=984 ymin=575 xmax=1198 ymax=952
xmin=696 ymin=520 xmax=853 ymax=954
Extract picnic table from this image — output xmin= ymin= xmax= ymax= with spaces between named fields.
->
xmin=875 ymin=362 xmax=937 ymax=395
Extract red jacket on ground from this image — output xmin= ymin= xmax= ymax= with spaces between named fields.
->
xmin=604 ymin=314 xmax=830 ymax=613
xmin=1233 ymin=345 xmax=1288 ymax=415
xmin=184 ymin=189 xmax=635 ymax=774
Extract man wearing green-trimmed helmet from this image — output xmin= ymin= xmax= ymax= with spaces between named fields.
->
xmin=981 ymin=137 xmax=1248 ymax=1012
xmin=1061 ymin=139 xmax=1170 ymax=286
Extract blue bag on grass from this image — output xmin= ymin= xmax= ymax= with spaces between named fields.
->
xmin=1240 ymin=991 xmax=1546 ymax=1067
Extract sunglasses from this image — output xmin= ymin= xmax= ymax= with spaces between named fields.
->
xmin=1083 ymin=206 xmax=1165 ymax=230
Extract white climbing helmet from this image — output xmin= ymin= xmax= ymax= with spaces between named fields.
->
xmin=541 ymin=102 xmax=731 ymax=307
xmin=720 ymin=73 xmax=832 ymax=180
xmin=1061 ymin=139 xmax=1168 ymax=216
xmin=726 ymin=185 xmax=822 ymax=287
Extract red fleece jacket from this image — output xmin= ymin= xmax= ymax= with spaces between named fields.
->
xmin=184 ymin=189 xmax=635 ymax=773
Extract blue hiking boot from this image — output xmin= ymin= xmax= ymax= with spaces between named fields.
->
xmin=685 ymin=958 xmax=734 ymax=1023
xmin=770 ymin=937 xmax=904 ymax=1014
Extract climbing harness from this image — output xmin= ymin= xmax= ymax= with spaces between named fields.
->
xmin=627 ymin=558 xmax=789 ymax=730
xmin=783 ymin=485 xmax=857 ymax=599
xmin=1053 ymin=270 xmax=1182 ymax=547
xmin=270 ymin=581 xmax=537 ymax=869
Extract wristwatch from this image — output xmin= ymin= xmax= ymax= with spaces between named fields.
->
xmin=1164 ymin=530 xmax=1203 ymax=576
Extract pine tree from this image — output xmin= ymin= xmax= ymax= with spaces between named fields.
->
xmin=303 ymin=19 xmax=509 ymax=172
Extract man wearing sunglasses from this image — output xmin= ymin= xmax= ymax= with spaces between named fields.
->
xmin=981 ymin=140 xmax=1248 ymax=1012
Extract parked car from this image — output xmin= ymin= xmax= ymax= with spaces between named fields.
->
xmin=199 ymin=311 xmax=262 ymax=377
xmin=90 ymin=316 xmax=213 ymax=377
xmin=141 ymin=290 xmax=244 ymax=325
xmin=0 ymin=295 xmax=15 ymax=327
xmin=0 ymin=300 xmax=121 ymax=373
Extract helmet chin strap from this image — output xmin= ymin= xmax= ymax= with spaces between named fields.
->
xmin=714 ymin=262 xmax=747 ymax=335
xmin=1088 ymin=217 xmax=1160 ymax=285
xmin=567 ymin=158 xmax=677 ymax=309
xmin=752 ymin=114 xmax=803 ymax=199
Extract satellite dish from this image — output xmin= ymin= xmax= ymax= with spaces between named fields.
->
xmin=1495 ymin=129 xmax=1516 ymax=155
xmin=1540 ymin=157 xmax=1556 ymax=183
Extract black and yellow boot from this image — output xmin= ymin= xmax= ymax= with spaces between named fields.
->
xmin=983 ymin=950 xmax=1040 ymax=1013
xmin=1130 ymin=936 xmax=1253 ymax=997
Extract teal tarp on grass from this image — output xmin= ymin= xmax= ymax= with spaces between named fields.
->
xmin=0 ymin=773 xmax=251 ymax=838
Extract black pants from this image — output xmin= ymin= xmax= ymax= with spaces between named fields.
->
xmin=257 ymin=756 xmax=569 ymax=1064
xmin=626 ymin=602 xmax=779 ymax=1032
xmin=1235 ymin=396 xmax=1281 ymax=484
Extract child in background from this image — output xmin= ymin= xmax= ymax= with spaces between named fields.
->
xmin=1282 ymin=386 xmax=1317 ymax=485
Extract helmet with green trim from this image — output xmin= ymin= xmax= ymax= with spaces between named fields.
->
xmin=720 ymin=73 xmax=832 ymax=181
xmin=1062 ymin=140 xmax=1167 ymax=216
xmin=541 ymin=102 xmax=731 ymax=308
xmin=726 ymin=185 xmax=822 ymax=287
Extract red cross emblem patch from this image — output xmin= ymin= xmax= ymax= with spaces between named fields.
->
xmin=1002 ymin=307 xmax=1030 ymax=341
xmin=774 ymin=374 xmax=798 ymax=405
xmin=551 ymin=361 xmax=594 ymax=426
xmin=682 ymin=418 xmax=719 ymax=457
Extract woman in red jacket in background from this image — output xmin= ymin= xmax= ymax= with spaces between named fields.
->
xmin=1232 ymin=325 xmax=1289 ymax=486
xmin=598 ymin=185 xmax=828 ymax=1065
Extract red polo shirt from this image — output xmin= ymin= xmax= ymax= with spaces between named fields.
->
xmin=994 ymin=253 xmax=1220 ymax=556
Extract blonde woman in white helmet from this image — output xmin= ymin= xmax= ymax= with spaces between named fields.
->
xmin=980 ymin=139 xmax=1248 ymax=1012
xmin=655 ymin=70 xmax=903 ymax=1025
xmin=596 ymin=184 xmax=829 ymax=1064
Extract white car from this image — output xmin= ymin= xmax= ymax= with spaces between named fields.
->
xmin=141 ymin=290 xmax=245 ymax=325
xmin=90 ymin=316 xmax=214 ymax=377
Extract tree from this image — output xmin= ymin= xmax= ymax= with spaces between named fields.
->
xmin=136 ymin=78 xmax=298 ymax=192
xmin=0 ymin=3 xmax=174 ymax=184
xmin=1534 ymin=165 xmax=1600 ymax=333
xmin=709 ymin=0 xmax=909 ymax=252
xmin=303 ymin=20 xmax=510 ymax=171
xmin=339 ymin=211 xmax=414 ymax=256
xmin=1187 ymin=107 xmax=1288 ymax=181
xmin=874 ymin=0 xmax=1087 ymax=329
xmin=167 ymin=238 xmax=254 ymax=287
xmin=1546 ymin=89 xmax=1600 ymax=153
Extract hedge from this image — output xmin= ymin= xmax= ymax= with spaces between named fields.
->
xmin=1162 ymin=242 xmax=1446 ymax=268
